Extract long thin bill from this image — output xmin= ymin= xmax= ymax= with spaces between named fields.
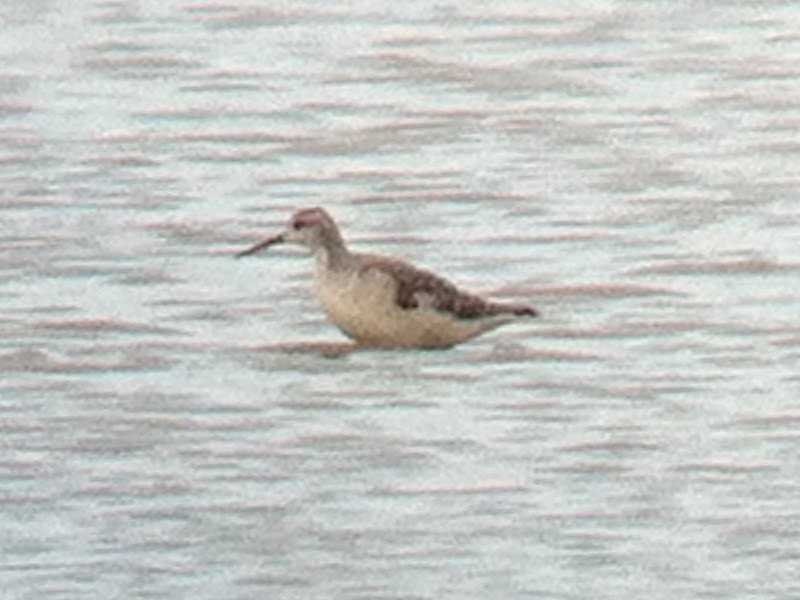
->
xmin=235 ymin=233 xmax=285 ymax=258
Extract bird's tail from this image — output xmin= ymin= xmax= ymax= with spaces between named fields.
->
xmin=492 ymin=302 xmax=539 ymax=318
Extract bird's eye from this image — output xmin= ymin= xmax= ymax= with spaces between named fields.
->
xmin=292 ymin=217 xmax=310 ymax=230
xmin=290 ymin=208 xmax=323 ymax=231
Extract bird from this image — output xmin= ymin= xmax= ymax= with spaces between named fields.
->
xmin=236 ymin=207 xmax=538 ymax=349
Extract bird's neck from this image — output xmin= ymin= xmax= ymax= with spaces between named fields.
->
xmin=314 ymin=227 xmax=352 ymax=272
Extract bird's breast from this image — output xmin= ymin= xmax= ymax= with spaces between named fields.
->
xmin=314 ymin=262 xmax=396 ymax=331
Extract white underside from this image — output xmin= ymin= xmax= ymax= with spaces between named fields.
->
xmin=313 ymin=250 xmax=513 ymax=348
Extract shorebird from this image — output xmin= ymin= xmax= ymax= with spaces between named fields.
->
xmin=237 ymin=207 xmax=538 ymax=349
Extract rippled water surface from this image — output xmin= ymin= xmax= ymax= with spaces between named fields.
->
xmin=2 ymin=1 xmax=800 ymax=598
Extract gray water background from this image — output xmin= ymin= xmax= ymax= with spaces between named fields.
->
xmin=1 ymin=1 xmax=799 ymax=598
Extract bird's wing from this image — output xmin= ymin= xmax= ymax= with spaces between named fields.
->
xmin=356 ymin=254 xmax=503 ymax=319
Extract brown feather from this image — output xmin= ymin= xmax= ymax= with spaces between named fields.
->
xmin=357 ymin=254 xmax=533 ymax=320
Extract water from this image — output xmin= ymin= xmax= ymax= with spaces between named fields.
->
xmin=2 ymin=1 xmax=800 ymax=598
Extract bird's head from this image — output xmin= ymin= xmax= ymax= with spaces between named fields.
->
xmin=236 ymin=207 xmax=341 ymax=257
